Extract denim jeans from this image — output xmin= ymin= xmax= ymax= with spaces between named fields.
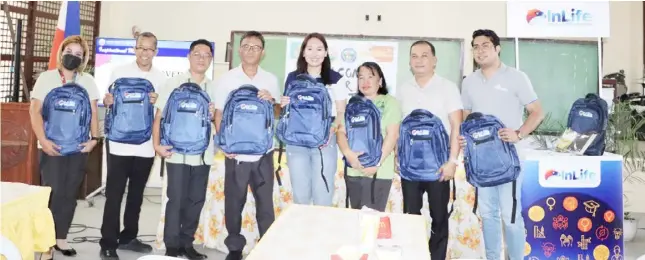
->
xmin=286 ymin=132 xmax=338 ymax=206
xmin=478 ymin=174 xmax=526 ymax=260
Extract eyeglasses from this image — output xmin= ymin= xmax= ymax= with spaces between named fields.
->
xmin=472 ymin=43 xmax=494 ymax=52
xmin=136 ymin=47 xmax=156 ymax=53
xmin=241 ymin=44 xmax=263 ymax=52
xmin=191 ymin=52 xmax=212 ymax=60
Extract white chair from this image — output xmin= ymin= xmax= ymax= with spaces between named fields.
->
xmin=0 ymin=235 xmax=22 ymax=260
xmin=136 ymin=255 xmax=184 ymax=260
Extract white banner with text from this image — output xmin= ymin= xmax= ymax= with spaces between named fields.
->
xmin=506 ymin=1 xmax=610 ymax=38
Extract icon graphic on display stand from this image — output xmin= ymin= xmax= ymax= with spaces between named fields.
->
xmin=596 ymin=225 xmax=609 ymax=241
xmin=529 ymin=205 xmax=545 ymax=222
xmin=546 ymin=197 xmax=556 ymax=211
xmin=604 ymin=210 xmax=616 ymax=223
xmin=593 ymin=244 xmax=610 ymax=260
xmin=542 ymin=242 xmax=556 ymax=257
xmin=560 ymin=234 xmax=573 ymax=247
xmin=553 ymin=215 xmax=569 ymax=230
xmin=610 ymin=245 xmax=623 ymax=260
xmin=578 ymin=217 xmax=593 ymax=232
xmin=534 ymin=226 xmax=545 ymax=238
xmin=557 ymin=256 xmax=570 ymax=260
xmin=613 ymin=228 xmax=623 ymax=240
xmin=577 ymin=235 xmax=591 ymax=250
xmin=563 ymin=196 xmax=579 ymax=212
xmin=583 ymin=200 xmax=600 ymax=217
xmin=577 ymin=254 xmax=591 ymax=260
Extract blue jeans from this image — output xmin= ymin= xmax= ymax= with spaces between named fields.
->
xmin=286 ymin=133 xmax=338 ymax=206
xmin=478 ymin=175 xmax=526 ymax=260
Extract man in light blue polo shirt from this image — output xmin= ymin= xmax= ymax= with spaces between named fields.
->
xmin=460 ymin=29 xmax=545 ymax=260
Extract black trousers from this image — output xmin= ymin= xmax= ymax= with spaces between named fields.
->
xmin=99 ymin=153 xmax=154 ymax=250
xmin=345 ymin=176 xmax=392 ymax=212
xmin=224 ymin=151 xmax=275 ymax=252
xmin=401 ymin=179 xmax=450 ymax=260
xmin=40 ymin=151 xmax=88 ymax=239
xmin=163 ymin=162 xmax=210 ymax=249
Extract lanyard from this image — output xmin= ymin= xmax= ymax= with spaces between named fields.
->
xmin=58 ymin=69 xmax=77 ymax=84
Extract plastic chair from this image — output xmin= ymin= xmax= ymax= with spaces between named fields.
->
xmin=136 ymin=255 xmax=184 ymax=260
xmin=0 ymin=235 xmax=22 ymax=260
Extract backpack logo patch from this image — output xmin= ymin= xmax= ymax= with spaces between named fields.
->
xmin=56 ymin=99 xmax=76 ymax=108
xmin=351 ymin=115 xmax=366 ymax=123
xmin=472 ymin=129 xmax=491 ymax=139
xmin=411 ymin=129 xmax=430 ymax=136
xmin=297 ymin=95 xmax=314 ymax=101
xmin=239 ymin=103 xmax=258 ymax=110
xmin=578 ymin=110 xmax=594 ymax=118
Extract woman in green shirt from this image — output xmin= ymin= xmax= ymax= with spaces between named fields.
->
xmin=337 ymin=62 xmax=402 ymax=211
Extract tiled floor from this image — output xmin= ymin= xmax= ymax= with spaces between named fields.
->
xmin=48 ymin=187 xmax=645 ymax=260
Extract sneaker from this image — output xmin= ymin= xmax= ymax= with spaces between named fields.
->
xmin=226 ymin=250 xmax=243 ymax=260
xmin=118 ymin=239 xmax=153 ymax=253
xmin=99 ymin=249 xmax=119 ymax=260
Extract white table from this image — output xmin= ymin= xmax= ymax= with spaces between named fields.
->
xmin=245 ymin=204 xmax=430 ymax=260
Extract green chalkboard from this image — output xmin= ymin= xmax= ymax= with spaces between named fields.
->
xmin=519 ymin=40 xmax=599 ymax=132
xmin=230 ymin=32 xmax=464 ymax=94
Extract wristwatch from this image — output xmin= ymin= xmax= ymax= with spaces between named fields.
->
xmin=515 ymin=130 xmax=524 ymax=140
xmin=91 ymin=137 xmax=101 ymax=141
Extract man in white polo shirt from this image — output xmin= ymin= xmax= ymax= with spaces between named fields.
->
xmin=396 ymin=40 xmax=463 ymax=260
xmin=213 ymin=31 xmax=281 ymax=260
xmin=99 ymin=32 xmax=167 ymax=260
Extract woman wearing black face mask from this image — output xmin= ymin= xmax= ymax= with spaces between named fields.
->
xmin=29 ymin=35 xmax=101 ymax=260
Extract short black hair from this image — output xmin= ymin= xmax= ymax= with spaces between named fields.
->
xmin=356 ymin=62 xmax=389 ymax=96
xmin=471 ymin=29 xmax=500 ymax=47
xmin=410 ymin=40 xmax=436 ymax=56
xmin=189 ymin=39 xmax=213 ymax=54
xmin=240 ymin=31 xmax=265 ymax=48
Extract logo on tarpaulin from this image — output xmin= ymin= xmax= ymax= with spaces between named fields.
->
xmin=526 ymin=8 xmax=593 ymax=25
xmin=340 ymin=48 xmax=357 ymax=63
xmin=538 ymin=158 xmax=602 ymax=188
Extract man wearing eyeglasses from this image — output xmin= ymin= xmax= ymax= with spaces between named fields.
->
xmin=213 ymin=31 xmax=280 ymax=260
xmin=460 ymin=29 xmax=544 ymax=260
xmin=153 ymin=39 xmax=216 ymax=259
xmin=99 ymin=32 xmax=165 ymax=260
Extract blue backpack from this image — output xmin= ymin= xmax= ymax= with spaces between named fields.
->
xmin=217 ymin=85 xmax=274 ymax=155
xmin=275 ymin=73 xmax=334 ymax=190
xmin=42 ymin=83 xmax=92 ymax=155
xmin=276 ymin=73 xmax=334 ymax=147
xmin=344 ymin=95 xmax=383 ymax=168
xmin=567 ymin=93 xmax=608 ymax=156
xmin=342 ymin=95 xmax=383 ymax=207
xmin=397 ymin=109 xmax=449 ymax=182
xmin=160 ymin=82 xmax=211 ymax=155
xmin=461 ymin=112 xmax=521 ymax=222
xmin=104 ymin=77 xmax=155 ymax=145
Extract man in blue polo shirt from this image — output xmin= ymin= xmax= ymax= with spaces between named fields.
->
xmin=460 ymin=29 xmax=544 ymax=260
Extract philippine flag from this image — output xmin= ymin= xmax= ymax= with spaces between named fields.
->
xmin=48 ymin=1 xmax=81 ymax=70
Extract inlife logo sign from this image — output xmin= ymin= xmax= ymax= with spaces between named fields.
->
xmin=240 ymin=104 xmax=258 ymax=110
xmin=57 ymin=100 xmax=76 ymax=107
xmin=124 ymin=92 xmax=143 ymax=99
xmin=578 ymin=110 xmax=593 ymax=118
xmin=538 ymin=157 xmax=601 ymax=188
xmin=180 ymin=102 xmax=198 ymax=109
xmin=411 ymin=129 xmax=429 ymax=136
xmin=472 ymin=129 xmax=491 ymax=139
xmin=351 ymin=115 xmax=365 ymax=123
xmin=297 ymin=95 xmax=314 ymax=101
